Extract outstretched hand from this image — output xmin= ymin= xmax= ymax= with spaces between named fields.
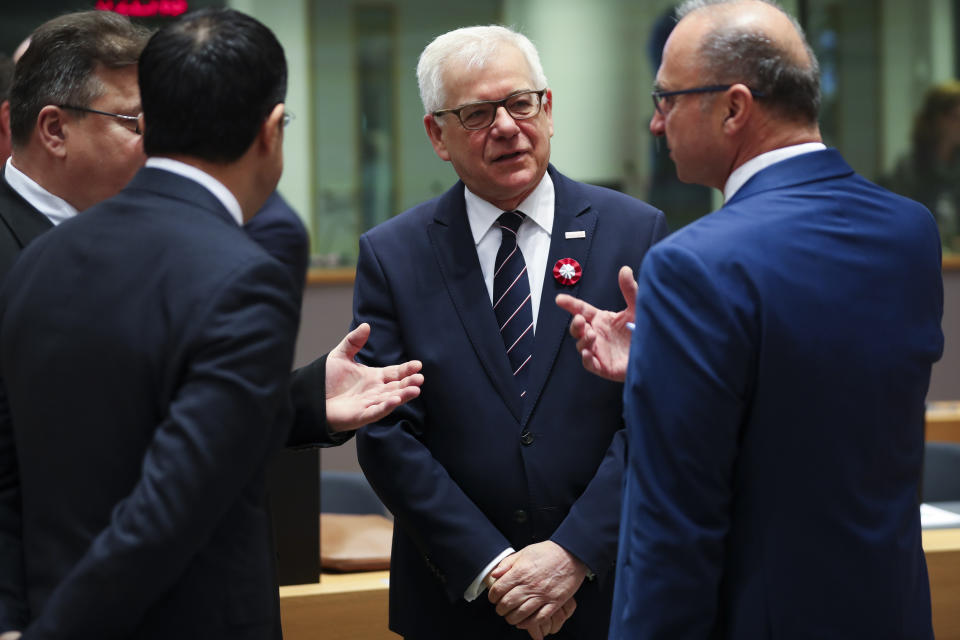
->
xmin=325 ymin=323 xmax=423 ymax=431
xmin=555 ymin=265 xmax=637 ymax=382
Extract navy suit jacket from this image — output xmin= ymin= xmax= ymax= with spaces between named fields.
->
xmin=611 ymin=149 xmax=944 ymax=639
xmin=0 ymin=171 xmax=53 ymax=283
xmin=354 ymin=166 xmax=666 ymax=639
xmin=0 ymin=168 xmax=301 ymax=638
xmin=244 ymin=190 xmax=309 ymax=295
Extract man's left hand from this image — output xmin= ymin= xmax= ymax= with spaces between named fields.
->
xmin=555 ymin=265 xmax=637 ymax=383
xmin=325 ymin=323 xmax=423 ymax=431
xmin=487 ymin=541 xmax=587 ymax=634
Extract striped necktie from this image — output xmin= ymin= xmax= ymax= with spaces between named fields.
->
xmin=493 ymin=210 xmax=534 ymax=398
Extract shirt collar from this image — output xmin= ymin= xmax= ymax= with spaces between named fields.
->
xmin=465 ymin=171 xmax=554 ymax=246
xmin=145 ymin=157 xmax=243 ymax=225
xmin=4 ymin=157 xmax=79 ymax=226
xmin=723 ymin=142 xmax=827 ymax=203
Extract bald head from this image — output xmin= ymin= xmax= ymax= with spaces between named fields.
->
xmin=675 ymin=0 xmax=820 ymax=124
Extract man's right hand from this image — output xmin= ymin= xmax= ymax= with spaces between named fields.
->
xmin=555 ymin=265 xmax=637 ymax=382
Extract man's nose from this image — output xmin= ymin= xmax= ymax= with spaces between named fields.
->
xmin=490 ymin=105 xmax=520 ymax=135
xmin=649 ymin=110 xmax=665 ymax=136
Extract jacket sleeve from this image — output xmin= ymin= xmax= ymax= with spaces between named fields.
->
xmin=286 ymin=355 xmax=354 ymax=448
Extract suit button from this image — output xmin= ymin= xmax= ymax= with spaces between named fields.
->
xmin=513 ymin=509 xmax=528 ymax=524
xmin=520 ymin=430 xmax=534 ymax=446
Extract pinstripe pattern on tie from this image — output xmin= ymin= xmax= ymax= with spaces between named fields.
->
xmin=493 ymin=210 xmax=534 ymax=398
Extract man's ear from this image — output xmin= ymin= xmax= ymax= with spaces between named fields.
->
xmin=424 ymin=113 xmax=451 ymax=162
xmin=721 ymin=84 xmax=754 ymax=135
xmin=0 ymin=100 xmax=11 ymax=138
xmin=543 ymin=89 xmax=554 ymax=138
xmin=36 ymin=105 xmax=68 ymax=158
xmin=259 ymin=102 xmax=285 ymax=155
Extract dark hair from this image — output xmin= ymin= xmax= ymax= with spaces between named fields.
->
xmin=677 ymin=0 xmax=821 ymax=124
xmin=911 ymin=80 xmax=960 ymax=167
xmin=139 ymin=8 xmax=287 ymax=163
xmin=9 ymin=11 xmax=150 ymax=147
xmin=0 ymin=53 xmax=13 ymax=103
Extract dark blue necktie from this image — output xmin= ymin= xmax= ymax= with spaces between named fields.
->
xmin=493 ymin=211 xmax=534 ymax=398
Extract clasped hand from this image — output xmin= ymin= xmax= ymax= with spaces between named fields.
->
xmin=486 ymin=541 xmax=586 ymax=640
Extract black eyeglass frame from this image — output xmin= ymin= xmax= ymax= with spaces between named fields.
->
xmin=432 ymin=89 xmax=548 ymax=130
xmin=58 ymin=104 xmax=142 ymax=135
xmin=651 ymin=84 xmax=765 ymax=115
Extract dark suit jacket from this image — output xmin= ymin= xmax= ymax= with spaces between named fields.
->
xmin=0 ymin=171 xmax=53 ymax=283
xmin=244 ymin=190 xmax=309 ymax=295
xmin=611 ymin=149 xmax=943 ymax=639
xmin=0 ymin=168 xmax=301 ymax=638
xmin=353 ymin=166 xmax=666 ymax=639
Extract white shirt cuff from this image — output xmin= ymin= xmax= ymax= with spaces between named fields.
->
xmin=463 ymin=547 xmax=515 ymax=602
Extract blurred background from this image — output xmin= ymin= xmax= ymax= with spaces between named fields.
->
xmin=6 ymin=0 xmax=959 ymax=264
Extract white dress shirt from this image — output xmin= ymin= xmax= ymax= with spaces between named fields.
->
xmin=145 ymin=157 xmax=243 ymax=226
xmin=723 ymin=142 xmax=827 ymax=203
xmin=4 ymin=158 xmax=79 ymax=226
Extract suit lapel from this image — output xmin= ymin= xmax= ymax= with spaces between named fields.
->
xmin=521 ymin=168 xmax=596 ymax=425
xmin=427 ymin=184 xmax=524 ymax=420
xmin=0 ymin=171 xmax=55 ymax=247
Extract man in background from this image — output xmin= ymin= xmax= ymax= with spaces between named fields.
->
xmin=557 ymin=1 xmax=943 ymax=637
xmin=0 ymin=12 xmax=148 ymax=281
xmin=353 ymin=24 xmax=665 ymax=640
xmin=0 ymin=9 xmax=421 ymax=638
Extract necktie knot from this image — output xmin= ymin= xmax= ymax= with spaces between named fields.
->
xmin=498 ymin=210 xmax=525 ymax=236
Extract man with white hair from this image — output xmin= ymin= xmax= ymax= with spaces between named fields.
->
xmin=557 ymin=1 xmax=942 ymax=637
xmin=353 ymin=24 xmax=666 ymax=640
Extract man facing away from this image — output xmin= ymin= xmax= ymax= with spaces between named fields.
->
xmin=353 ymin=25 xmax=666 ymax=640
xmin=557 ymin=1 xmax=943 ymax=638
xmin=0 ymin=9 xmax=421 ymax=639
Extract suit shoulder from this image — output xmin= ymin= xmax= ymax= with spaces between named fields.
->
xmin=362 ymin=190 xmax=449 ymax=242
xmin=559 ymin=176 xmax=663 ymax=224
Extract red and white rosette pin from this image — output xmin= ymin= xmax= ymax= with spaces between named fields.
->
xmin=553 ymin=257 xmax=582 ymax=286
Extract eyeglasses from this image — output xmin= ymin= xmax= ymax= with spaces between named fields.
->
xmin=58 ymin=104 xmax=142 ymax=135
xmin=651 ymin=85 xmax=765 ymax=115
xmin=433 ymin=89 xmax=547 ymax=130
xmin=283 ymin=111 xmax=295 ymax=128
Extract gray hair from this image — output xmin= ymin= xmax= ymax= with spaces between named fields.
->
xmin=676 ymin=0 xmax=821 ymax=124
xmin=416 ymin=25 xmax=548 ymax=116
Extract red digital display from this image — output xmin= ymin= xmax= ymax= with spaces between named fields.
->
xmin=95 ymin=0 xmax=189 ymax=18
